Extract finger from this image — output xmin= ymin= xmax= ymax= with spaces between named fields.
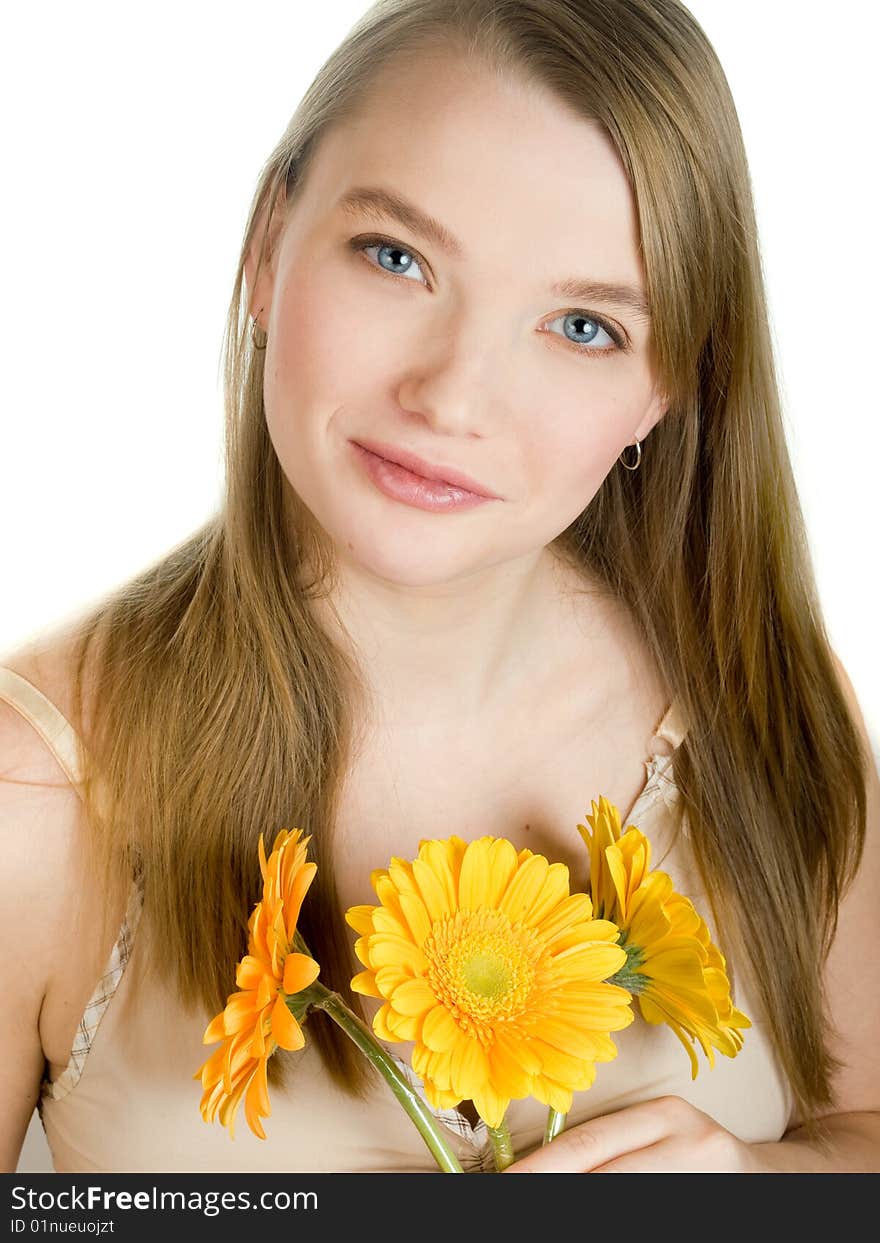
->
xmin=591 ymin=1141 xmax=683 ymax=1173
xmin=505 ymin=1097 xmax=691 ymax=1173
xmin=595 ymin=1136 xmax=756 ymax=1174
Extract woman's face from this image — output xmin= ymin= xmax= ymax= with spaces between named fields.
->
xmin=248 ymin=51 xmax=665 ymax=587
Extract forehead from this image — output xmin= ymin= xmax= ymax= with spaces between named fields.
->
xmin=295 ymin=51 xmax=644 ymax=290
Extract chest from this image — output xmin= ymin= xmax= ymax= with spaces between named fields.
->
xmin=331 ymin=672 xmax=671 ymax=920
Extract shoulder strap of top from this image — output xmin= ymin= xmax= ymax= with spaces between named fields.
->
xmin=0 ymin=665 xmax=84 ymax=797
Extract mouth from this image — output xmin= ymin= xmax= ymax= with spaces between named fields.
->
xmin=350 ymin=441 xmax=499 ymax=514
xmin=350 ymin=438 xmax=500 ymax=500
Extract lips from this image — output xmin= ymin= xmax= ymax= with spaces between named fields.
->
xmin=350 ymin=438 xmax=499 ymax=499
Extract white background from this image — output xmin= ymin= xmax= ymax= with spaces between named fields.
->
xmin=4 ymin=2 xmax=877 ymax=1173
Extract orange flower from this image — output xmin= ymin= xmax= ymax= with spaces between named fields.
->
xmin=194 ymin=828 xmax=320 ymax=1139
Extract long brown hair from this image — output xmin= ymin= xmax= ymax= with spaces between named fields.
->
xmin=62 ymin=0 xmax=866 ymax=1131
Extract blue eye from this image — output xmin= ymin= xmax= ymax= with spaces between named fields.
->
xmin=349 ymin=233 xmax=626 ymax=356
xmin=544 ymin=312 xmax=624 ymax=353
xmin=353 ymin=236 xmax=427 ymax=284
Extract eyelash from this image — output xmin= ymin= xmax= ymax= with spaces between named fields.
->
xmin=347 ymin=232 xmax=628 ymax=356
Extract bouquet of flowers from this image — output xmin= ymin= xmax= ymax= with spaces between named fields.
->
xmin=194 ymin=795 xmax=750 ymax=1171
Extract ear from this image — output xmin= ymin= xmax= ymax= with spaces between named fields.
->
xmin=632 ymin=384 xmax=669 ymax=443
xmin=244 ymin=192 xmax=288 ymax=332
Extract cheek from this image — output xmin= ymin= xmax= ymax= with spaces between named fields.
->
xmin=264 ymin=259 xmax=391 ymax=428
xmin=523 ymin=397 xmax=631 ymax=516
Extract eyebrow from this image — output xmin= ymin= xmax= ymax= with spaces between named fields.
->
xmin=337 ymin=184 xmax=652 ymax=322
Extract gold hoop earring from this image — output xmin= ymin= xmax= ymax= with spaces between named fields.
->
xmin=618 ymin=437 xmax=642 ymax=470
xmin=251 ymin=311 xmax=267 ymax=351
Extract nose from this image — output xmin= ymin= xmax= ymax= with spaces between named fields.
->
xmin=395 ymin=307 xmax=503 ymax=437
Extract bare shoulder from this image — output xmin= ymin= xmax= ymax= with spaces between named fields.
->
xmin=0 ymin=626 xmax=91 ymax=1168
xmin=0 ymin=673 xmax=90 ymax=982
xmin=0 ymin=620 xmax=126 ymax=1099
xmin=0 ymin=615 xmax=99 ymax=742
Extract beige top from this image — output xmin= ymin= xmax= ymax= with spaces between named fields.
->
xmin=0 ymin=665 xmax=795 ymax=1173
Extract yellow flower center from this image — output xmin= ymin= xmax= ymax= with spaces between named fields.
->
xmin=424 ymin=909 xmax=541 ymax=1039
xmin=460 ymin=953 xmax=512 ymax=1000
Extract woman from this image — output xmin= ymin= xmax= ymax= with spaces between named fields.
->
xmin=1 ymin=0 xmax=877 ymax=1173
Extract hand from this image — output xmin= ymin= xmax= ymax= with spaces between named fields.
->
xmin=504 ymin=1095 xmax=769 ymax=1173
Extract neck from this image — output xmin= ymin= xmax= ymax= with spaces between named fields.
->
xmin=310 ymin=543 xmax=602 ymax=735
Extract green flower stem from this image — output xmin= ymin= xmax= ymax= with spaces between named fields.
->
xmin=487 ymin=1118 xmax=515 ymax=1171
xmin=288 ymin=981 xmax=463 ymax=1174
xmin=544 ymin=1107 xmax=567 ymax=1145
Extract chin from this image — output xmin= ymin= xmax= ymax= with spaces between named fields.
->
xmin=335 ymin=526 xmax=485 ymax=588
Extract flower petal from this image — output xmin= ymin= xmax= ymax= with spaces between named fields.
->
xmin=421 ymin=1004 xmax=461 ymax=1053
xmin=282 ymin=952 xmax=320 ymax=995
xmin=389 ymin=977 xmax=438 ymax=1017
xmin=203 ymin=1011 xmax=227 ymax=1044
xmin=458 ymin=838 xmax=492 ymax=910
xmin=449 ymin=1032 xmax=490 ymax=1100
xmin=244 ymin=1055 xmax=271 ymax=1140
xmin=372 ymin=1003 xmax=402 ymax=1042
xmin=498 ymin=853 xmax=549 ymax=923
xmin=344 ymin=905 xmax=376 ymax=935
xmin=382 ymin=1008 xmax=421 ymax=1040
xmin=418 ymin=838 xmax=464 ymax=912
xmin=534 ymin=892 xmax=594 ymax=943
xmin=397 ymin=890 xmax=434 ymax=947
xmin=473 ymin=1081 xmax=510 ymax=1129
xmin=235 ymin=955 xmax=265 ymax=990
xmin=372 ymin=906 xmax=412 ymax=939
xmin=350 ymin=970 xmax=382 ymax=997
xmin=521 ymin=861 xmax=570 ymax=928
xmin=412 ymin=855 xmax=453 ymax=922
xmin=487 ymin=1033 xmax=535 ymax=1098
xmin=424 ymin=1081 xmax=463 ymax=1111
xmin=270 ymin=994 xmax=305 ymax=1051
xmin=530 ymin=1074 xmax=578 ymax=1114
xmin=551 ymin=941 xmax=627 ymax=981
xmin=367 ymin=934 xmax=429 ymax=973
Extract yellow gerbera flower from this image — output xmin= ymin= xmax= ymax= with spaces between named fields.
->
xmin=346 ymin=835 xmax=634 ymax=1128
xmin=194 ymin=828 xmax=320 ymax=1139
xmin=577 ymin=795 xmax=751 ymax=1077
